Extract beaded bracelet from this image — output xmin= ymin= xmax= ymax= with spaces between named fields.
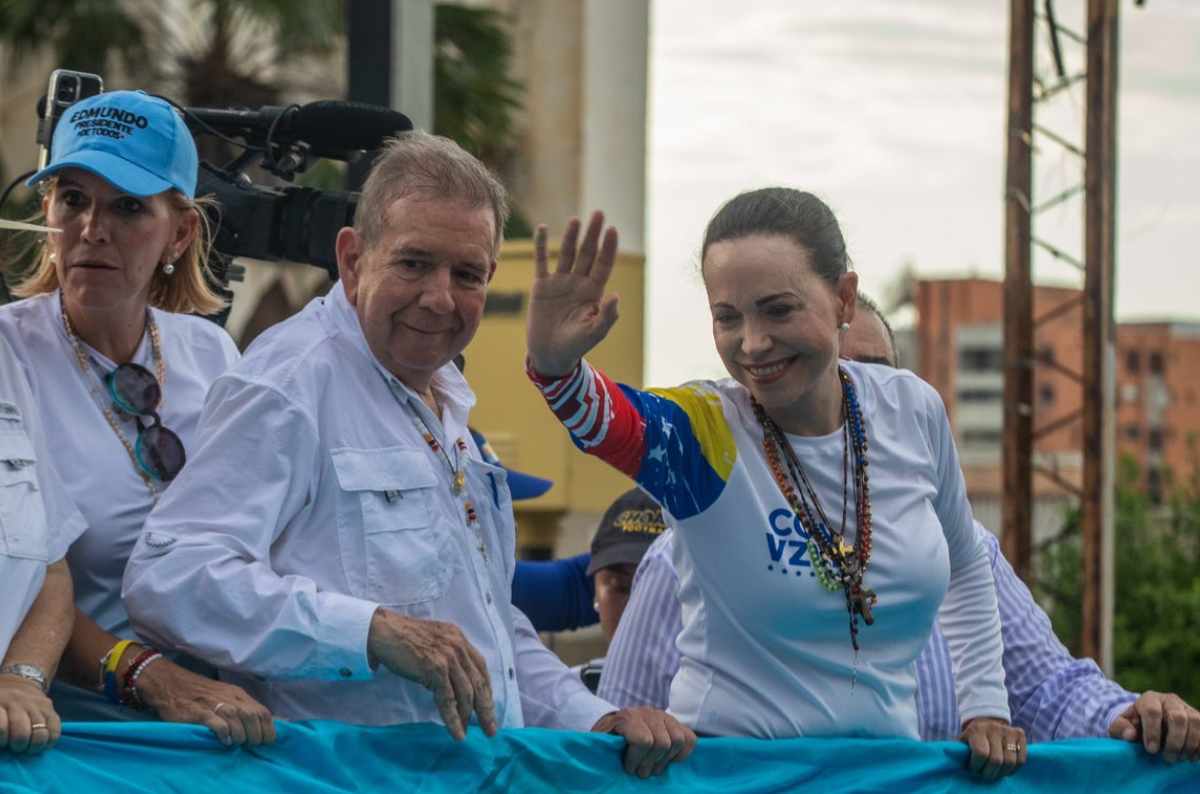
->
xmin=125 ymin=651 xmax=164 ymax=710
xmin=120 ymin=648 xmax=159 ymax=701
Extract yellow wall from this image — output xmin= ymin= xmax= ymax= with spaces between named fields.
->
xmin=464 ymin=239 xmax=644 ymax=538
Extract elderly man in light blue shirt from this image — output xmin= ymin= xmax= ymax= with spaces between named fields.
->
xmin=123 ymin=132 xmax=694 ymax=779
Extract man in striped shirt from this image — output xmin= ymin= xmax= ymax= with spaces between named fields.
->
xmin=598 ymin=294 xmax=1200 ymax=763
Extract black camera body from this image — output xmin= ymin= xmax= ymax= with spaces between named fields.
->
xmin=184 ymin=99 xmax=412 ymax=278
xmin=199 ymin=164 xmax=357 ymax=279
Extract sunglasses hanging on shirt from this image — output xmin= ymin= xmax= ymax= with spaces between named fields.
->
xmin=105 ymin=363 xmax=187 ymax=482
xmin=61 ymin=298 xmax=186 ymax=490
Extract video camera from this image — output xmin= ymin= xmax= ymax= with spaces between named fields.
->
xmin=187 ymin=100 xmax=413 ymax=278
xmin=30 ymin=70 xmax=413 ymax=280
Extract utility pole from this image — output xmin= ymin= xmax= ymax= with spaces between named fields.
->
xmin=1002 ymin=0 xmax=1035 ymax=582
xmin=1002 ymin=0 xmax=1117 ymax=672
xmin=1081 ymin=0 xmax=1118 ymax=671
xmin=345 ymin=0 xmax=434 ymax=190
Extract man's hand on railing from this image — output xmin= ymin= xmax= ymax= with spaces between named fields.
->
xmin=592 ymin=706 xmax=696 ymax=778
xmin=1109 ymin=691 xmax=1200 ymax=764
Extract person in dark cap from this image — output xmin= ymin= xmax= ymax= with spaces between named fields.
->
xmin=588 ymin=488 xmax=668 ymax=641
xmin=575 ymin=488 xmax=667 ymax=693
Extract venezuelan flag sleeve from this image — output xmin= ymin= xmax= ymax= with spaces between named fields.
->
xmin=528 ymin=359 xmax=737 ymax=520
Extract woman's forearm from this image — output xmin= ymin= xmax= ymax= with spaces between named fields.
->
xmin=2 ymin=560 xmax=75 ymax=679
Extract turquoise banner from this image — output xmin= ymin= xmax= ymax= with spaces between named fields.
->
xmin=1 ymin=721 xmax=1196 ymax=793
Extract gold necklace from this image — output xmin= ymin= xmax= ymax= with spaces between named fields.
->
xmin=61 ymin=301 xmax=166 ymax=495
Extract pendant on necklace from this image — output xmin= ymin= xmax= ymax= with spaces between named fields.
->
xmin=850 ymin=586 xmax=878 ymax=625
xmin=453 ymin=469 xmax=466 ymax=494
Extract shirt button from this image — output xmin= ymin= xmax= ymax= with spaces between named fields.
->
xmin=508 ymin=667 xmax=514 ymax=680
xmin=339 ymin=667 xmax=353 ymax=678
xmin=486 ymin=592 xmax=493 ymax=604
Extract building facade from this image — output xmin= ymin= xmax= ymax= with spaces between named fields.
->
xmin=915 ymin=277 xmax=1200 ymax=541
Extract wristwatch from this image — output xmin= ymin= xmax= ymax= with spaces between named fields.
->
xmin=0 ymin=663 xmax=49 ymax=692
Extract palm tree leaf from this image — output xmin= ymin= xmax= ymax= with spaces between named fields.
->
xmin=0 ymin=0 xmax=153 ymax=78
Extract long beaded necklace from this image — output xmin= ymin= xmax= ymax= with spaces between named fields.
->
xmin=399 ymin=393 xmax=487 ymax=560
xmin=754 ymin=367 xmax=875 ymax=653
xmin=61 ymin=299 xmax=166 ymax=496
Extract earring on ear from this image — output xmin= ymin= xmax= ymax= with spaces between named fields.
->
xmin=839 ymin=322 xmax=850 ymax=332
xmin=593 ymin=602 xmax=601 ymax=612
xmin=48 ymin=251 xmax=57 ymax=262
xmin=162 ymin=259 xmax=176 ymax=276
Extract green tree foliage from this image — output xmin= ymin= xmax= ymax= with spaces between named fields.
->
xmin=0 ymin=2 xmax=528 ymax=216
xmin=0 ymin=0 xmax=340 ymax=106
xmin=0 ymin=0 xmax=149 ymax=78
xmin=1037 ymin=455 xmax=1200 ymax=704
xmin=432 ymin=4 xmax=529 ymax=237
xmin=433 ymin=5 xmax=522 ymax=172
xmin=0 ymin=0 xmax=525 ymax=171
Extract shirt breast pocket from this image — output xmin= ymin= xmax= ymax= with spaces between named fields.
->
xmin=0 ymin=425 xmax=49 ymax=563
xmin=331 ymin=447 xmax=453 ymax=606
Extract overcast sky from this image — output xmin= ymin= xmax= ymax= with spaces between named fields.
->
xmin=644 ymin=0 xmax=1200 ymax=385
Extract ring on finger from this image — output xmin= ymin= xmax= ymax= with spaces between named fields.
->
xmin=30 ymin=723 xmax=48 ymax=732
xmin=213 ymin=702 xmax=231 ymax=716
xmin=1005 ymin=742 xmax=1021 ymax=753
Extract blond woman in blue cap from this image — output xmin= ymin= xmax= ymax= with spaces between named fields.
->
xmin=0 ymin=90 xmax=273 ymax=746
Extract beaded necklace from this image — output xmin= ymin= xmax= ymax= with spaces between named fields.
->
xmin=753 ymin=367 xmax=875 ymax=653
xmin=398 ymin=391 xmax=487 ymax=559
xmin=61 ymin=298 xmax=166 ymax=496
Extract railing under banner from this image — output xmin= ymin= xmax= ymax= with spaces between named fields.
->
xmin=1 ymin=721 xmax=1195 ymax=793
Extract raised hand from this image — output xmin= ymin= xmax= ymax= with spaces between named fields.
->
xmin=526 ymin=211 xmax=621 ymax=377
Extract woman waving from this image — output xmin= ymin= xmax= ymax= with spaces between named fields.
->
xmin=526 ymin=190 xmax=1025 ymax=780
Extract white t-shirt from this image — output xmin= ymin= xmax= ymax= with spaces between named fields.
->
xmin=532 ymin=359 xmax=1010 ymax=739
xmin=0 ymin=334 xmax=86 ymax=658
xmin=0 ymin=292 xmax=239 ymax=638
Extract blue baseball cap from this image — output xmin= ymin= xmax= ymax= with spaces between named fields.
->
xmin=27 ymin=90 xmax=197 ymax=198
xmin=470 ymin=428 xmax=554 ymax=501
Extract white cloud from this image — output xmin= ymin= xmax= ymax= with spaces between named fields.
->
xmin=646 ymin=0 xmax=1200 ymax=386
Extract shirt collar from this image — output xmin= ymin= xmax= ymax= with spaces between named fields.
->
xmin=326 ymin=282 xmax=477 ymax=423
